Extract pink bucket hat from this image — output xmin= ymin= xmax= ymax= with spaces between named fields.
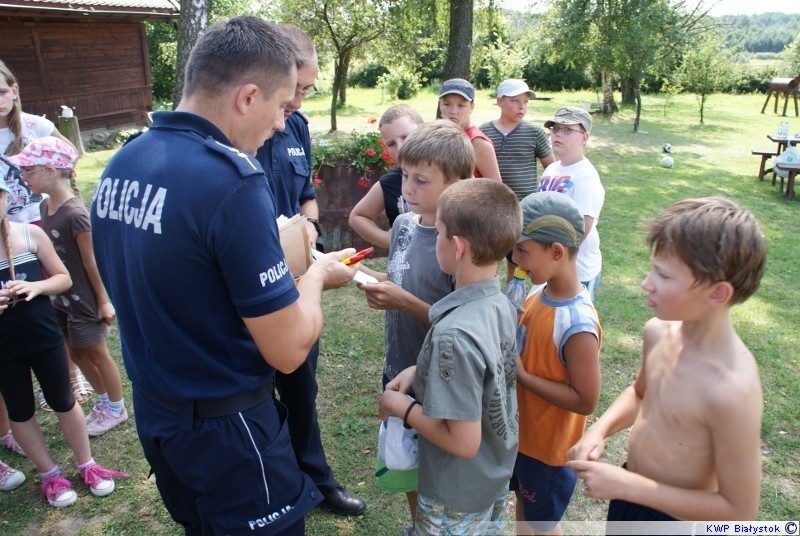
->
xmin=7 ymin=136 xmax=78 ymax=169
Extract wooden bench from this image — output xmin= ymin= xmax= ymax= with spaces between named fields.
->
xmin=752 ymin=149 xmax=778 ymax=184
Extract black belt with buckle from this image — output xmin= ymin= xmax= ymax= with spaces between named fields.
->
xmin=137 ymin=380 xmax=273 ymax=419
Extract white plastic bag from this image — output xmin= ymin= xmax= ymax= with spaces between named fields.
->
xmin=377 ymin=415 xmax=419 ymax=470
xmin=775 ymin=146 xmax=799 ymax=179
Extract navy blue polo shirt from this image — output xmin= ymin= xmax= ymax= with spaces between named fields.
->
xmin=256 ymin=112 xmax=316 ymax=218
xmin=91 ymin=111 xmax=299 ymax=401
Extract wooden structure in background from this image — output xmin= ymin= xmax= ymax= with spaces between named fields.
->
xmin=0 ymin=0 xmax=179 ymax=132
xmin=761 ymin=73 xmax=800 ymax=117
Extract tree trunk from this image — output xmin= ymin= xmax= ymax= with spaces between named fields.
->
xmin=443 ymin=0 xmax=473 ymax=80
xmin=171 ymin=0 xmax=209 ymax=108
xmin=330 ymin=92 xmax=338 ymax=132
xmin=621 ymin=76 xmax=636 ymax=105
xmin=337 ymin=49 xmax=351 ymax=106
xmin=600 ymin=70 xmax=618 ymax=115
xmin=330 ymin=48 xmax=353 ymax=132
xmin=634 ymin=88 xmax=642 ymax=132
xmin=699 ymin=93 xmax=706 ymax=125
xmin=330 ymin=58 xmax=341 ymax=132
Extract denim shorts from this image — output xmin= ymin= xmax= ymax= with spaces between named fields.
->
xmin=581 ymin=272 xmax=602 ymax=301
xmin=509 ymin=453 xmax=577 ymax=532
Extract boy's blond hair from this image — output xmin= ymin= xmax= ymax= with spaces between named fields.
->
xmin=398 ymin=120 xmax=475 ymax=181
xmin=438 ymin=180 xmax=521 ymax=266
xmin=645 ymin=196 xmax=766 ymax=305
xmin=379 ymin=104 xmax=423 ymax=128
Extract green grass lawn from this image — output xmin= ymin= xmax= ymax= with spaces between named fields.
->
xmin=2 ymin=89 xmax=798 ymax=534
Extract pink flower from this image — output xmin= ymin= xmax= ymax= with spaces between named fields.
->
xmin=313 ymin=176 xmax=324 ymax=187
xmin=358 ymin=176 xmax=369 ymax=189
xmin=365 ymin=148 xmax=376 ymax=157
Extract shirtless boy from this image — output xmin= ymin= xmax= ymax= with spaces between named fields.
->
xmin=567 ymin=197 xmax=767 ymax=521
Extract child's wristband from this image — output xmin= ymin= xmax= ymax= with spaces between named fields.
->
xmin=403 ymin=399 xmax=420 ymax=429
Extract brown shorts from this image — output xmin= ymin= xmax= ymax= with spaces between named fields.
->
xmin=54 ymin=308 xmax=108 ymax=347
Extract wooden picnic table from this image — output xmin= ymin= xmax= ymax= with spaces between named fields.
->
xmin=776 ymin=160 xmax=800 ymax=200
xmin=767 ymin=133 xmax=800 ymax=154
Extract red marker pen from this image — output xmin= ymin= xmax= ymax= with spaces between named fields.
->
xmin=342 ymin=247 xmax=374 ymax=266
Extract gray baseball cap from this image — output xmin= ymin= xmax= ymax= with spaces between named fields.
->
xmin=518 ymin=191 xmax=584 ymax=247
xmin=544 ymin=106 xmax=592 ymax=134
xmin=439 ymin=78 xmax=475 ymax=102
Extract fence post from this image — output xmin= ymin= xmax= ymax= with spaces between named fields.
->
xmin=57 ymin=115 xmax=85 ymax=156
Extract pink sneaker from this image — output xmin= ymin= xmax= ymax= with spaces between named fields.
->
xmin=85 ymin=403 xmax=105 ymax=426
xmin=0 ymin=461 xmax=25 ymax=491
xmin=86 ymin=406 xmax=128 ymax=436
xmin=80 ymin=463 xmax=129 ymax=497
xmin=40 ymin=474 xmax=77 ymax=507
xmin=0 ymin=431 xmax=25 ymax=457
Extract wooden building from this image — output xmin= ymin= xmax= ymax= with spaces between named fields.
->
xmin=0 ymin=0 xmax=179 ymax=132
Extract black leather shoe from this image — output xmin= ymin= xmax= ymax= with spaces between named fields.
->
xmin=322 ymin=486 xmax=366 ymax=516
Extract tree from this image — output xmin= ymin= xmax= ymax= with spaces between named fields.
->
xmin=382 ymin=0 xmax=446 ymax=82
xmin=783 ymin=33 xmax=800 ymax=75
xmin=677 ymin=31 xmax=737 ymax=124
xmin=150 ymin=0 xmax=273 ymax=105
xmin=280 ymin=0 xmax=394 ymax=132
xmin=146 ymin=21 xmax=178 ymax=102
xmin=442 ymin=0 xmax=474 ymax=80
xmin=545 ymin=0 xmax=712 ymax=127
xmin=171 ymin=0 xmax=210 ymax=108
xmin=545 ymin=0 xmax=624 ymax=115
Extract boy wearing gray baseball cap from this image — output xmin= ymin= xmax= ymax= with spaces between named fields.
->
xmin=539 ymin=106 xmax=605 ymax=301
xmin=510 ymin=191 xmax=602 ymax=533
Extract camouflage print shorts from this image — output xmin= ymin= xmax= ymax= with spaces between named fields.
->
xmin=416 ymin=489 xmax=508 ymax=535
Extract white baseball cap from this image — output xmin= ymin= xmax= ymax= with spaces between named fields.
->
xmin=497 ymin=79 xmax=535 ymax=99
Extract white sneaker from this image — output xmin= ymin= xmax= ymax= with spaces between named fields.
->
xmin=0 ymin=461 xmax=25 ymax=491
xmin=40 ymin=474 xmax=77 ymax=507
xmin=80 ymin=463 xmax=129 ymax=497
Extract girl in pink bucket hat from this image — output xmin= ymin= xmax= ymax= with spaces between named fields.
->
xmin=9 ymin=137 xmax=129 ymax=438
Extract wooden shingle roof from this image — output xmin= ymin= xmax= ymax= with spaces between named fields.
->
xmin=0 ymin=0 xmax=179 ymax=17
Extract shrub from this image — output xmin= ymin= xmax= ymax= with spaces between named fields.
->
xmin=348 ymin=64 xmax=390 ymax=88
xmin=472 ymin=38 xmax=527 ymax=92
xmin=523 ymin=59 xmax=593 ymax=91
xmin=729 ymin=65 xmax=776 ymax=94
xmin=378 ymin=67 xmax=423 ymax=100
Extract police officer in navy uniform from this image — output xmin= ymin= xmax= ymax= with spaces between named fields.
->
xmin=90 ymin=17 xmax=357 ymax=535
xmin=255 ymin=25 xmax=366 ymax=517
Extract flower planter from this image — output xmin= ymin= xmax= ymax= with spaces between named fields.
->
xmin=316 ymin=161 xmax=390 ymax=257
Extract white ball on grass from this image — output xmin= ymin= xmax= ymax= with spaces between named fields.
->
xmin=661 ymin=156 xmax=674 ymax=168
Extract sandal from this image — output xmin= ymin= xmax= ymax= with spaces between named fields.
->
xmin=69 ymin=369 xmax=93 ymax=404
xmin=36 ymin=390 xmax=53 ymax=412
